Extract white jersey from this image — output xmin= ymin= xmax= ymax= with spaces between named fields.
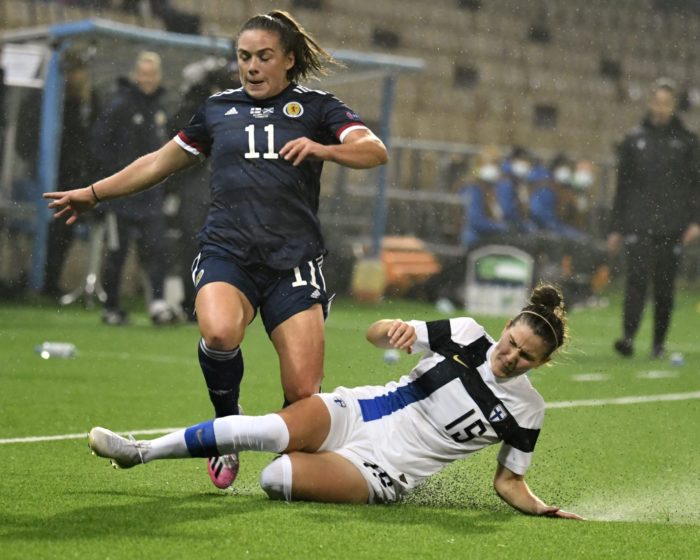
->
xmin=329 ymin=317 xmax=544 ymax=495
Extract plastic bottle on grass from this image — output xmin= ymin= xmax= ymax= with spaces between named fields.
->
xmin=670 ymin=352 xmax=684 ymax=367
xmin=35 ymin=342 xmax=76 ymax=359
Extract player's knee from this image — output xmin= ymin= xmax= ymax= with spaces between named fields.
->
xmin=260 ymin=454 xmax=292 ymax=501
xmin=284 ymin=383 xmax=319 ymax=404
xmin=201 ymin=328 xmax=243 ymax=351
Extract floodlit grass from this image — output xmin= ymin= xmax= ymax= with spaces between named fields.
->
xmin=1 ymin=290 xmax=699 ymax=558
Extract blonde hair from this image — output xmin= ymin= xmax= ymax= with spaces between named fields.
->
xmin=134 ymin=51 xmax=162 ymax=77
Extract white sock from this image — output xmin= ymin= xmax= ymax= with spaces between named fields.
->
xmin=260 ymin=454 xmax=293 ymax=501
xmin=141 ymin=413 xmax=290 ymax=463
xmin=213 ymin=413 xmax=289 ymax=454
xmin=141 ymin=429 xmax=190 ymax=462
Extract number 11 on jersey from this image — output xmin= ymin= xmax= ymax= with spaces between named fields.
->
xmin=244 ymin=124 xmax=278 ymax=160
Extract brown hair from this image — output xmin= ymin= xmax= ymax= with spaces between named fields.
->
xmin=513 ymin=283 xmax=568 ymax=357
xmin=238 ymin=10 xmax=339 ymax=82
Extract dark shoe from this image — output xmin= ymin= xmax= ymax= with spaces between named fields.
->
xmin=41 ymin=285 xmax=62 ymax=298
xmin=614 ymin=338 xmax=634 ymax=357
xmin=651 ymin=345 xmax=666 ymax=359
xmin=102 ymin=308 xmax=130 ymax=326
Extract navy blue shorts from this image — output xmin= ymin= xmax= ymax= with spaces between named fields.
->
xmin=191 ymin=249 xmax=331 ymax=336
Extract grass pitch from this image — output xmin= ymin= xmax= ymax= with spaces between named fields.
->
xmin=1 ymin=290 xmax=699 ymax=559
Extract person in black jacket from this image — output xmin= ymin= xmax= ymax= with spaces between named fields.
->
xmin=166 ymin=58 xmax=240 ymax=320
xmin=15 ymin=49 xmax=102 ymax=297
xmin=608 ymin=79 xmax=700 ymax=358
xmin=92 ymin=51 xmax=177 ymax=325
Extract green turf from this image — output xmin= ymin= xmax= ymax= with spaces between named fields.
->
xmin=1 ymin=290 xmax=699 ymax=558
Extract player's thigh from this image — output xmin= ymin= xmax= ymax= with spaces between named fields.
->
xmin=277 ymin=394 xmax=331 ymax=452
xmin=270 ymin=305 xmax=325 ymax=400
xmin=195 ymin=281 xmax=255 ymax=349
xmin=288 ymin=451 xmax=369 ymax=504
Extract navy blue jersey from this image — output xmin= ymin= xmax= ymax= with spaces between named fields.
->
xmin=175 ymin=83 xmax=367 ymax=269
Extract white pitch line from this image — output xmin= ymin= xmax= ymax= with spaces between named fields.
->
xmin=0 ymin=427 xmax=183 ymax=445
xmin=546 ymin=390 xmax=700 ymax=409
xmin=2 ymin=391 xmax=700 ymax=445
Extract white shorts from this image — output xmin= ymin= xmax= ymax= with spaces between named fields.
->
xmin=316 ymin=388 xmax=409 ymax=504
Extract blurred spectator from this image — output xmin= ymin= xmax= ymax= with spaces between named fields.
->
xmin=459 ymin=145 xmax=508 ymax=248
xmin=92 ymin=51 xmax=177 ymax=325
xmin=495 ymin=146 xmax=537 ymax=234
xmin=0 ymin=53 xmax=5 ymax=155
xmin=608 ymin=78 xmax=700 ymax=358
xmin=16 ymin=49 xmax=102 ymax=297
xmin=166 ymin=57 xmax=240 ymax=319
xmin=121 ymin=0 xmax=201 ymax=35
xmin=551 ymin=154 xmax=582 ymax=233
xmin=529 ymin=159 xmax=584 ymax=240
xmin=569 ymin=159 xmax=595 ymax=232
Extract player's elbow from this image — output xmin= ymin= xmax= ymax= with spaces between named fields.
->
xmin=354 ymin=138 xmax=388 ymax=168
xmin=374 ymin=141 xmax=389 ymax=166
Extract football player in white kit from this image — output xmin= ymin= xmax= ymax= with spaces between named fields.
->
xmin=88 ymin=284 xmax=582 ymax=519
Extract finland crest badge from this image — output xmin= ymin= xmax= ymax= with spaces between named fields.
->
xmin=283 ymin=101 xmax=304 ymax=118
xmin=489 ymin=404 xmax=508 ymax=423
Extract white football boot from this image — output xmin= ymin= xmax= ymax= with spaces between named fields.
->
xmin=88 ymin=427 xmax=148 ymax=469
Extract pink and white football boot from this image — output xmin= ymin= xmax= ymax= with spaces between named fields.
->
xmin=207 ymin=404 xmax=243 ymax=489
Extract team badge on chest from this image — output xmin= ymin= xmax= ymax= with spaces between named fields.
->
xmin=283 ymin=101 xmax=304 ymax=118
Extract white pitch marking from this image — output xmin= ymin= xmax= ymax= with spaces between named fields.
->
xmin=546 ymin=390 xmax=700 ymax=409
xmin=2 ymin=391 xmax=700 ymax=445
xmin=0 ymin=427 xmax=183 ymax=445
xmin=572 ymin=373 xmax=609 ymax=382
xmin=636 ymin=370 xmax=680 ymax=379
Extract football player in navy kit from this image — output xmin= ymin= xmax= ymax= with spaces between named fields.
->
xmin=44 ymin=11 xmax=388 ymax=489
xmin=87 ymin=283 xmax=582 ymax=519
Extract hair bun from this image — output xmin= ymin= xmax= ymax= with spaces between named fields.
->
xmin=529 ymin=284 xmax=564 ymax=312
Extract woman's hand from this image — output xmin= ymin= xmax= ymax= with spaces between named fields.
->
xmin=366 ymin=319 xmax=416 ymax=354
xmin=43 ymin=186 xmax=98 ymax=225
xmin=539 ymin=505 xmax=585 ymax=520
xmin=386 ymin=320 xmax=417 ymax=353
xmin=494 ymin=463 xmax=585 ymax=520
xmin=280 ymin=137 xmax=331 ymax=166
xmin=280 ymin=129 xmax=387 ymax=169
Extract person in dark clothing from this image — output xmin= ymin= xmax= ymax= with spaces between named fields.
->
xmin=608 ymin=79 xmax=700 ymax=358
xmin=0 ymin=62 xmax=5 ymax=155
xmin=459 ymin=145 xmax=508 ymax=248
xmin=15 ymin=50 xmax=102 ymax=297
xmin=92 ymin=51 xmax=177 ymax=325
xmin=167 ymin=58 xmax=240 ymax=319
xmin=495 ymin=146 xmax=537 ymax=236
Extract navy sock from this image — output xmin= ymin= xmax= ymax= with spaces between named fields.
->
xmin=198 ymin=338 xmax=243 ymax=418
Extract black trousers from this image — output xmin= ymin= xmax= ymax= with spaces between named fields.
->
xmin=622 ymin=234 xmax=682 ymax=348
xmin=43 ymin=219 xmax=76 ymax=295
xmin=102 ymin=214 xmax=167 ymax=310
